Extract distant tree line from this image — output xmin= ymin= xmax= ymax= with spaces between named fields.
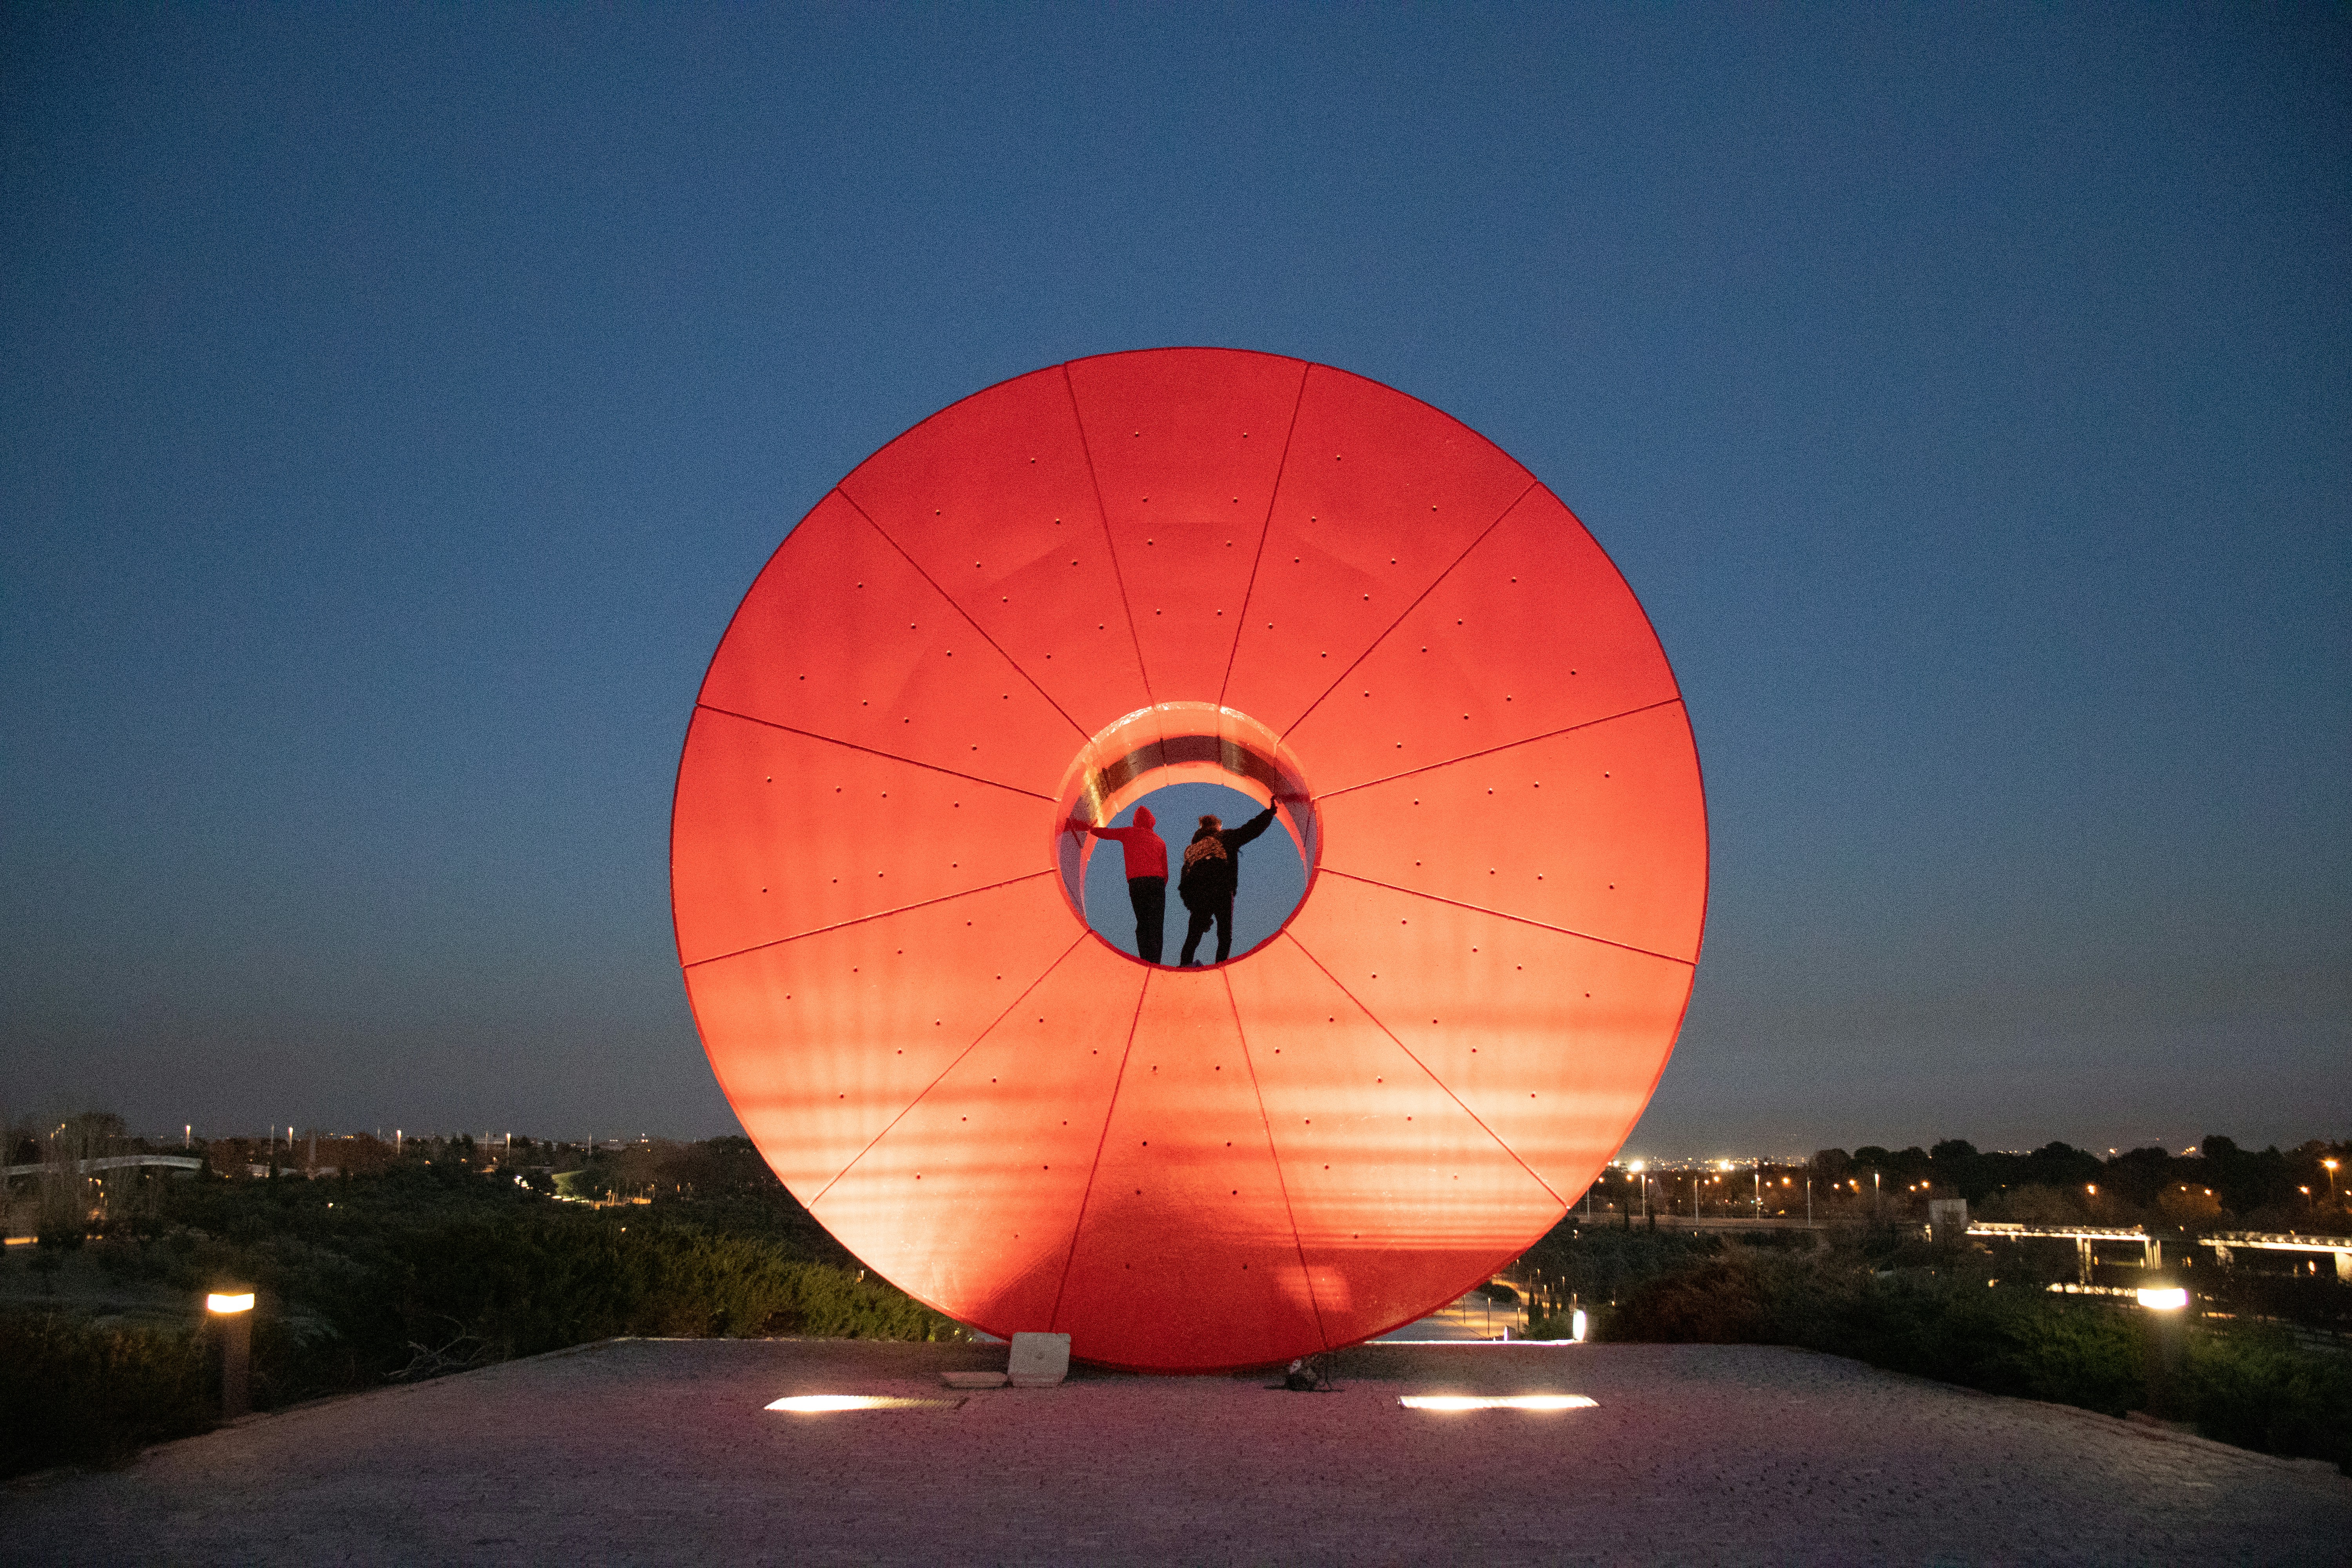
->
xmin=1808 ymin=1135 xmax=2347 ymax=1230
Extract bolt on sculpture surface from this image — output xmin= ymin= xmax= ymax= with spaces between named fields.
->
xmin=671 ymin=348 xmax=1708 ymax=1370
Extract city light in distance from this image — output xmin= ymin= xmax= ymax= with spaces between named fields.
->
xmin=1398 ymin=1394 xmax=1598 ymax=1412
xmin=765 ymin=1394 xmax=961 ymax=1413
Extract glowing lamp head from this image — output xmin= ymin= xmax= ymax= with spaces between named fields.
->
xmin=2136 ymin=1287 xmax=2189 ymax=1312
xmin=1398 ymin=1394 xmax=1598 ymax=1412
xmin=765 ymin=1394 xmax=958 ymax=1413
xmin=206 ymin=1291 xmax=255 ymax=1314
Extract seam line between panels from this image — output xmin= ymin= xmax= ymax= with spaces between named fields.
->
xmin=1219 ymin=966 xmax=1331 ymax=1351
xmin=1311 ymin=697 xmax=1690 ymax=801
xmin=807 ymin=932 xmax=1092 ymax=1208
xmin=1277 ymin=931 xmax=1566 ymax=1207
xmin=680 ymin=871 xmax=1060 ymax=970
xmin=832 ymin=488 xmax=1091 ymax=742
xmin=1216 ymin=363 xmax=1312 ymax=710
xmin=692 ymin=703 xmax=1062 ymax=802
xmin=1314 ymin=870 xmax=1697 ymax=968
xmin=1276 ymin=479 xmax=1539 ymax=740
xmin=1060 ymin=363 xmax=1156 ymax=704
xmin=1049 ymin=966 xmax=1154 ymax=1333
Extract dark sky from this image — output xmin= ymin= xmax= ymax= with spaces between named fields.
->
xmin=5 ymin=6 xmax=2345 ymax=1156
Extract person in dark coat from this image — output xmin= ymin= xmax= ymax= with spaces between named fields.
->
xmin=1074 ymin=805 xmax=1169 ymax=964
xmin=1176 ymin=804 xmax=1279 ymax=965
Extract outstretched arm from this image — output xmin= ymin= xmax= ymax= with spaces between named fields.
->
xmin=1081 ymin=823 xmax=1128 ymax=843
xmin=1226 ymin=804 xmax=1279 ymax=848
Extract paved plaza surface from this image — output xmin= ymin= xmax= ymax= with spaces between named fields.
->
xmin=5 ymin=1339 xmax=2345 ymax=1566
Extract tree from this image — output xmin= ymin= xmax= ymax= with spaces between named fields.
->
xmin=2104 ymin=1146 xmax=2176 ymax=1208
xmin=1930 ymin=1140 xmax=1992 ymax=1200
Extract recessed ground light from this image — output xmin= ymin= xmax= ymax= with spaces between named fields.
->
xmin=1398 ymin=1394 xmax=1597 ymax=1412
xmin=765 ymin=1394 xmax=964 ymax=1413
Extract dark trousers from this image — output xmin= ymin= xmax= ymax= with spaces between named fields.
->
xmin=1180 ymin=900 xmax=1233 ymax=965
xmin=1127 ymin=877 xmax=1166 ymax=965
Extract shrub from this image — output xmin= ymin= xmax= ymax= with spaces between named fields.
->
xmin=1517 ymin=1223 xmax=1720 ymax=1310
xmin=2 ymin=1169 xmax=968 ymax=1477
xmin=1593 ymin=1234 xmax=2350 ymax=1470
xmin=1828 ymin=1279 xmax=2144 ymax=1415
xmin=0 ymin=1312 xmax=214 ymax=1476
xmin=2183 ymin=1324 xmax=2352 ymax=1472
xmin=1601 ymin=1251 xmax=1778 ymax=1343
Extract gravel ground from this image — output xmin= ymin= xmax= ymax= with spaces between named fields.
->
xmin=4 ymin=1339 xmax=2344 ymax=1566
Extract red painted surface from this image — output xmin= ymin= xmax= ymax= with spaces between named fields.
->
xmin=673 ymin=348 xmax=1707 ymax=1370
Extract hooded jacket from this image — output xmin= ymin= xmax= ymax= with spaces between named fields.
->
xmin=1082 ymin=806 xmax=1167 ymax=880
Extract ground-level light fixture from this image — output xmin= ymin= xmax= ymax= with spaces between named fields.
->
xmin=2136 ymin=1286 xmax=2189 ymax=1312
xmin=207 ymin=1286 xmax=255 ymax=1419
xmin=765 ymin=1394 xmax=962 ymax=1413
xmin=1399 ymin=1394 xmax=1597 ymax=1412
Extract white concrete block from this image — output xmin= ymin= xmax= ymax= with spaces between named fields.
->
xmin=1007 ymin=1332 xmax=1070 ymax=1387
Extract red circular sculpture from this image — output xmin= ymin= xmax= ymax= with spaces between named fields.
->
xmin=672 ymin=349 xmax=1706 ymax=1370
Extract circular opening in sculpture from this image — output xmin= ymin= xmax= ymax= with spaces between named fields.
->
xmin=1053 ymin=703 xmax=1319 ymax=968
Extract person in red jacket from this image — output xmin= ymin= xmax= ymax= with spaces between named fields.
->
xmin=1072 ymin=805 xmax=1169 ymax=964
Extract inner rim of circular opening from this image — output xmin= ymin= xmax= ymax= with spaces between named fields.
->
xmin=1052 ymin=706 xmax=1319 ymax=967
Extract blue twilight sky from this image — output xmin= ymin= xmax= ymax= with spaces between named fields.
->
xmin=4 ymin=5 xmax=2345 ymax=1156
